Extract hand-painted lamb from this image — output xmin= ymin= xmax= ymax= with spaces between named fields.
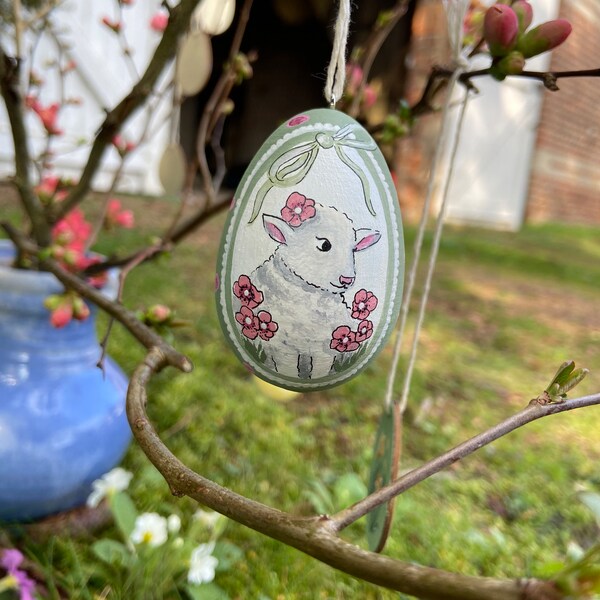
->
xmin=233 ymin=192 xmax=381 ymax=380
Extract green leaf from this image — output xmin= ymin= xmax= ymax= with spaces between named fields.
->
xmin=91 ymin=539 xmax=134 ymax=568
xmin=185 ymin=582 xmax=230 ymax=600
xmin=550 ymin=361 xmax=575 ymax=388
xmin=333 ymin=473 xmax=368 ymax=510
xmin=213 ymin=541 xmax=243 ymax=571
xmin=110 ymin=491 xmax=138 ymax=541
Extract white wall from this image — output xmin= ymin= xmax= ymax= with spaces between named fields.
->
xmin=437 ymin=0 xmax=562 ymax=230
xmin=0 ymin=0 xmax=173 ymax=195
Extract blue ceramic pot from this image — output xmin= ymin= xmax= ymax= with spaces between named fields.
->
xmin=0 ymin=240 xmax=131 ymax=522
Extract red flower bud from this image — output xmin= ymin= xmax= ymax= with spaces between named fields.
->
xmin=72 ymin=296 xmax=90 ymax=321
xmin=50 ymin=303 xmax=73 ymax=328
xmin=484 ymin=4 xmax=519 ymax=57
xmin=518 ymin=19 xmax=572 ymax=58
xmin=512 ymin=1 xmax=533 ymax=33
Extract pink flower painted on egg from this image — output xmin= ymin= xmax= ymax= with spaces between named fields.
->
xmin=280 ymin=192 xmax=316 ymax=227
xmin=287 ymin=114 xmax=310 ymax=127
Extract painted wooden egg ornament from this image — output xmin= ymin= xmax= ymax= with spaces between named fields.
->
xmin=215 ymin=108 xmax=404 ymax=392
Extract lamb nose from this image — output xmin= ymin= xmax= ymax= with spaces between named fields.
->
xmin=339 ymin=275 xmax=355 ymax=287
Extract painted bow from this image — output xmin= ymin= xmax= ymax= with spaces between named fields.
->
xmin=249 ymin=124 xmax=378 ymax=223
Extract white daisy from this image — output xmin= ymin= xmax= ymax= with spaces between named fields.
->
xmin=188 ymin=541 xmax=218 ymax=585
xmin=129 ymin=512 xmax=168 ymax=547
xmin=86 ymin=467 xmax=133 ymax=508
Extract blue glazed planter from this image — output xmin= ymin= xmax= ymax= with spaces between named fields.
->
xmin=0 ymin=240 xmax=132 ymax=523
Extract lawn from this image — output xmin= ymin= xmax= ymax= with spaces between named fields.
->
xmin=3 ymin=194 xmax=600 ymax=599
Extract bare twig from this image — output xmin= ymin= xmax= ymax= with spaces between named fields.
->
xmin=195 ymin=0 xmax=253 ymax=200
xmin=125 ymin=349 xmax=592 ymax=599
xmin=348 ymin=0 xmax=410 ymax=118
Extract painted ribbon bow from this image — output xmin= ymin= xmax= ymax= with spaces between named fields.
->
xmin=249 ymin=124 xmax=377 ymax=223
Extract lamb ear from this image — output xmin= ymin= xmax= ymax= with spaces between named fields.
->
xmin=262 ymin=214 xmax=292 ymax=245
xmin=354 ymin=229 xmax=381 ymax=252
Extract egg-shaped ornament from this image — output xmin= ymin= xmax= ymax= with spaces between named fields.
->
xmin=216 ymin=108 xmax=404 ymax=392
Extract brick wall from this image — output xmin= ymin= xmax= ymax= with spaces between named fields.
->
xmin=526 ymin=0 xmax=600 ymax=224
xmin=396 ymin=0 xmax=600 ymax=226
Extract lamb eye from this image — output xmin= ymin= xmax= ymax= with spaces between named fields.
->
xmin=316 ymin=237 xmax=332 ymax=252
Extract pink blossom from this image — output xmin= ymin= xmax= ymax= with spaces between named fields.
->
xmin=25 ymin=98 xmax=63 ymax=135
xmin=62 ymin=59 xmax=77 ymax=73
xmin=1 ymin=549 xmax=24 ymax=572
xmin=330 ymin=326 xmax=359 ymax=353
xmin=35 ymin=175 xmax=60 ymax=202
xmin=233 ymin=274 xmax=263 ymax=309
xmin=52 ymin=208 xmax=92 ymax=253
xmin=362 ymin=85 xmax=378 ymax=109
xmin=346 ymin=63 xmax=363 ymax=95
xmin=50 ymin=303 xmax=73 ymax=328
xmin=105 ymin=198 xmax=134 ymax=229
xmin=149 ymin=12 xmax=169 ymax=32
xmin=102 ymin=16 xmax=122 ymax=33
xmin=1 ymin=549 xmax=36 ymax=600
xmin=112 ymin=135 xmax=136 ymax=156
xmin=355 ymin=319 xmax=373 ymax=343
xmin=280 ymin=192 xmax=316 ymax=227
xmin=256 ymin=311 xmax=278 ymax=341
xmin=77 ymin=256 xmax=108 ymax=289
xmin=235 ymin=306 xmax=259 ymax=339
xmin=351 ymin=289 xmax=378 ymax=320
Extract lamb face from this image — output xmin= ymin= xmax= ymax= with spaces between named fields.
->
xmin=262 ymin=204 xmax=381 ymax=295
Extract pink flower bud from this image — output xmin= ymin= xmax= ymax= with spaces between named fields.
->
xmin=512 ymin=1 xmax=533 ymax=32
xmin=484 ymin=4 xmax=519 ymax=56
xmin=50 ymin=303 xmax=73 ymax=328
xmin=149 ymin=12 xmax=168 ymax=33
xmin=72 ymin=296 xmax=90 ymax=321
xmin=517 ymin=19 xmax=572 ymax=58
xmin=148 ymin=304 xmax=171 ymax=323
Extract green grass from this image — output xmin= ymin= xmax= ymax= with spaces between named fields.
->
xmin=3 ymin=196 xmax=600 ymax=599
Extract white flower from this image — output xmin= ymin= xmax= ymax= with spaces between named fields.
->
xmin=188 ymin=541 xmax=218 ymax=585
xmin=86 ymin=467 xmax=133 ymax=508
xmin=130 ymin=512 xmax=168 ymax=547
xmin=192 ymin=509 xmax=222 ymax=530
xmin=167 ymin=514 xmax=181 ymax=534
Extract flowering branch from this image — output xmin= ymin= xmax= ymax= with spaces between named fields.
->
xmin=0 ymin=48 xmax=51 ymax=247
xmin=0 ymin=222 xmax=192 ymax=374
xmin=51 ymin=0 xmax=201 ymax=223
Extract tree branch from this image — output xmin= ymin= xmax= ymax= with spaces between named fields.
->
xmin=0 ymin=222 xmax=192 ymax=373
xmin=0 ymin=46 xmax=51 ymax=246
xmin=126 ymin=351 xmax=598 ymax=598
xmin=51 ymin=0 xmax=201 ymax=223
xmin=330 ymin=393 xmax=600 ymax=532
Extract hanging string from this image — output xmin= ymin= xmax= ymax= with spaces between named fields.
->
xmin=383 ymin=69 xmax=463 ymax=412
xmin=324 ymin=0 xmax=351 ymax=107
xmin=383 ymin=0 xmax=472 ymax=412
xmin=398 ymin=84 xmax=471 ymax=413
